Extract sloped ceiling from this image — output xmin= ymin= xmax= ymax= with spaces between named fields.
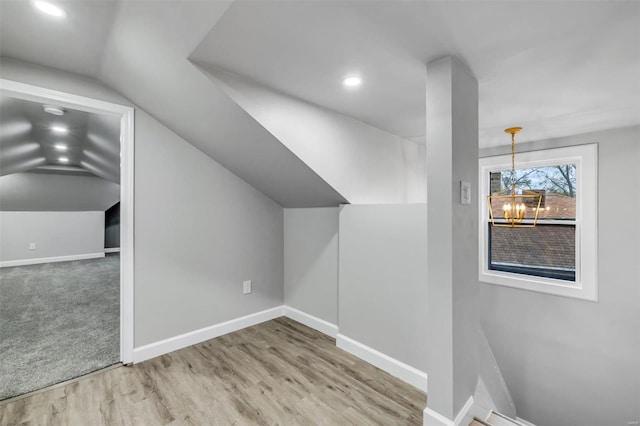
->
xmin=0 ymin=95 xmax=121 ymax=183
xmin=1 ymin=0 xmax=639 ymax=205
xmin=97 ymin=0 xmax=348 ymax=207
xmin=0 ymin=0 xmax=118 ymax=76
xmin=191 ymin=0 xmax=640 ymax=147
xmin=196 ymin=64 xmax=426 ymax=204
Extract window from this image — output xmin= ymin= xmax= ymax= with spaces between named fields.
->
xmin=479 ymin=144 xmax=598 ymax=301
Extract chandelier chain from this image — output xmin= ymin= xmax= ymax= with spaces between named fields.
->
xmin=510 ymin=131 xmax=516 ymax=194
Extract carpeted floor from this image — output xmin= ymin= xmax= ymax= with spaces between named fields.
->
xmin=0 ymin=254 xmax=120 ymax=400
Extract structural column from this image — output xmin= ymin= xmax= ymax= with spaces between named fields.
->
xmin=424 ymin=56 xmax=479 ymax=426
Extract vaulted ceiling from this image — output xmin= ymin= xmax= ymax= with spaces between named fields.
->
xmin=0 ymin=95 xmax=120 ymax=182
xmin=1 ymin=0 xmax=638 ymax=205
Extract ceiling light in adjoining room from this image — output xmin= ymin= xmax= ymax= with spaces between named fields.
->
xmin=43 ymin=105 xmax=65 ymax=116
xmin=31 ymin=0 xmax=67 ymax=18
xmin=58 ymin=156 xmax=69 ymax=163
xmin=342 ymin=75 xmax=362 ymax=88
xmin=53 ymin=144 xmax=67 ymax=151
xmin=50 ymin=125 xmax=68 ymax=134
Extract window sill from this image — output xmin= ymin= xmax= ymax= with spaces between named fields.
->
xmin=479 ymin=269 xmax=598 ymax=302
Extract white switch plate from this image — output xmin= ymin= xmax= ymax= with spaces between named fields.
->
xmin=243 ymin=280 xmax=252 ymax=295
xmin=29 ymin=243 xmax=36 ymax=250
xmin=460 ymin=181 xmax=471 ymax=205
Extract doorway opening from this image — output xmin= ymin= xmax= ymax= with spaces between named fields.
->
xmin=0 ymin=79 xmax=134 ymax=400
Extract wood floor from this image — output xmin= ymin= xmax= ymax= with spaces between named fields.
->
xmin=0 ymin=317 xmax=427 ymax=425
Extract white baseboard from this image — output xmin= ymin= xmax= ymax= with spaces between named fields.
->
xmin=336 ymin=333 xmax=428 ymax=392
xmin=283 ymin=306 xmax=338 ymax=338
xmin=423 ymin=396 xmax=474 ymax=426
xmin=104 ymin=247 xmax=121 ymax=253
xmin=424 ymin=407 xmax=456 ymax=426
xmin=133 ymin=306 xmax=285 ymax=363
xmin=0 ymin=252 xmax=105 ymax=268
xmin=516 ymin=417 xmax=536 ymax=426
xmin=455 ymin=396 xmax=475 ymax=425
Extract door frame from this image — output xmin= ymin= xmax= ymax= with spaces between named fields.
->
xmin=1 ymin=79 xmax=135 ymax=364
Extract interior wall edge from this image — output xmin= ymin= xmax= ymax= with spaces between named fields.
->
xmin=282 ymin=305 xmax=338 ymax=338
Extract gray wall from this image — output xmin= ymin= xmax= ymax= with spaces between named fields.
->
xmin=134 ymin=110 xmax=283 ymax=345
xmin=0 ymin=172 xmax=120 ymax=211
xmin=338 ymin=204 xmax=428 ymax=372
xmin=284 ymin=207 xmax=339 ymax=324
xmin=0 ymin=211 xmax=104 ymax=262
xmin=1 ymin=59 xmax=285 ymax=348
xmin=425 ymin=56 xmax=480 ymax=420
xmin=478 ymin=126 xmax=640 ymax=426
xmin=449 ymin=58 xmax=480 ymax=417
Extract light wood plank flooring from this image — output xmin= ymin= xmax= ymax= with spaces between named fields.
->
xmin=0 ymin=317 xmax=427 ymax=425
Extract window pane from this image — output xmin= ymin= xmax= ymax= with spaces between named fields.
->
xmin=489 ymin=164 xmax=576 ymax=220
xmin=489 ymin=224 xmax=576 ymax=281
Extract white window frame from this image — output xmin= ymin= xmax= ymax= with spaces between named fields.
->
xmin=478 ymin=144 xmax=598 ymax=301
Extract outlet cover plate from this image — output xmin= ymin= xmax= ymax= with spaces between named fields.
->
xmin=460 ymin=181 xmax=471 ymax=205
xmin=243 ymin=280 xmax=252 ymax=295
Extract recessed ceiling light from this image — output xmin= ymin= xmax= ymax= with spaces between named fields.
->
xmin=342 ymin=75 xmax=362 ymax=88
xmin=53 ymin=144 xmax=67 ymax=151
xmin=51 ymin=125 xmax=68 ymax=134
xmin=58 ymin=156 xmax=69 ymax=163
xmin=32 ymin=0 xmax=66 ymax=18
xmin=43 ymin=105 xmax=65 ymax=116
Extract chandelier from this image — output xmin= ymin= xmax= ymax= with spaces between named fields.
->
xmin=487 ymin=127 xmax=543 ymax=228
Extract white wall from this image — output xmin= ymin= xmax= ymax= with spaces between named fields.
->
xmin=0 ymin=211 xmax=104 ymax=264
xmin=0 ymin=172 xmax=120 ymax=211
xmin=478 ymin=126 xmax=640 ymax=426
xmin=0 ymin=58 xmax=285 ymax=348
xmin=198 ymin=64 xmax=427 ymax=204
xmin=284 ymin=207 xmax=339 ymax=325
xmin=338 ymin=204 xmax=428 ymax=372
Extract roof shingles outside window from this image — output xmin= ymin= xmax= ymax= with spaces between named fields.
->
xmin=490 ymin=225 xmax=576 ymax=270
xmin=489 ymin=193 xmax=577 ymax=272
xmin=534 ymin=193 xmax=576 ymax=220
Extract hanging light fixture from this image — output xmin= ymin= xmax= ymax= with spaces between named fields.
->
xmin=487 ymin=127 xmax=543 ymax=228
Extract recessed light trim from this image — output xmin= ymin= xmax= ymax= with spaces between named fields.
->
xmin=53 ymin=144 xmax=68 ymax=151
xmin=51 ymin=125 xmax=68 ymax=134
xmin=342 ymin=75 xmax=363 ymax=88
xmin=58 ymin=156 xmax=69 ymax=163
xmin=32 ymin=0 xmax=66 ymax=18
xmin=43 ymin=105 xmax=65 ymax=116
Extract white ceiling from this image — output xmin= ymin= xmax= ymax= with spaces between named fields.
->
xmin=0 ymin=0 xmax=119 ymax=77
xmin=1 ymin=0 xmax=638 ymax=205
xmin=192 ymin=1 xmax=640 ymax=147
xmin=0 ymin=95 xmax=121 ymax=182
xmin=97 ymin=0 xmax=348 ymax=207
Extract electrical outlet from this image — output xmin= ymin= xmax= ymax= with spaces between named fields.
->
xmin=628 ymin=421 xmax=639 ymax=426
xmin=243 ymin=280 xmax=252 ymax=295
xmin=29 ymin=243 xmax=36 ymax=250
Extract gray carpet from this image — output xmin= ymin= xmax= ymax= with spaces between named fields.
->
xmin=0 ymin=254 xmax=120 ymax=400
